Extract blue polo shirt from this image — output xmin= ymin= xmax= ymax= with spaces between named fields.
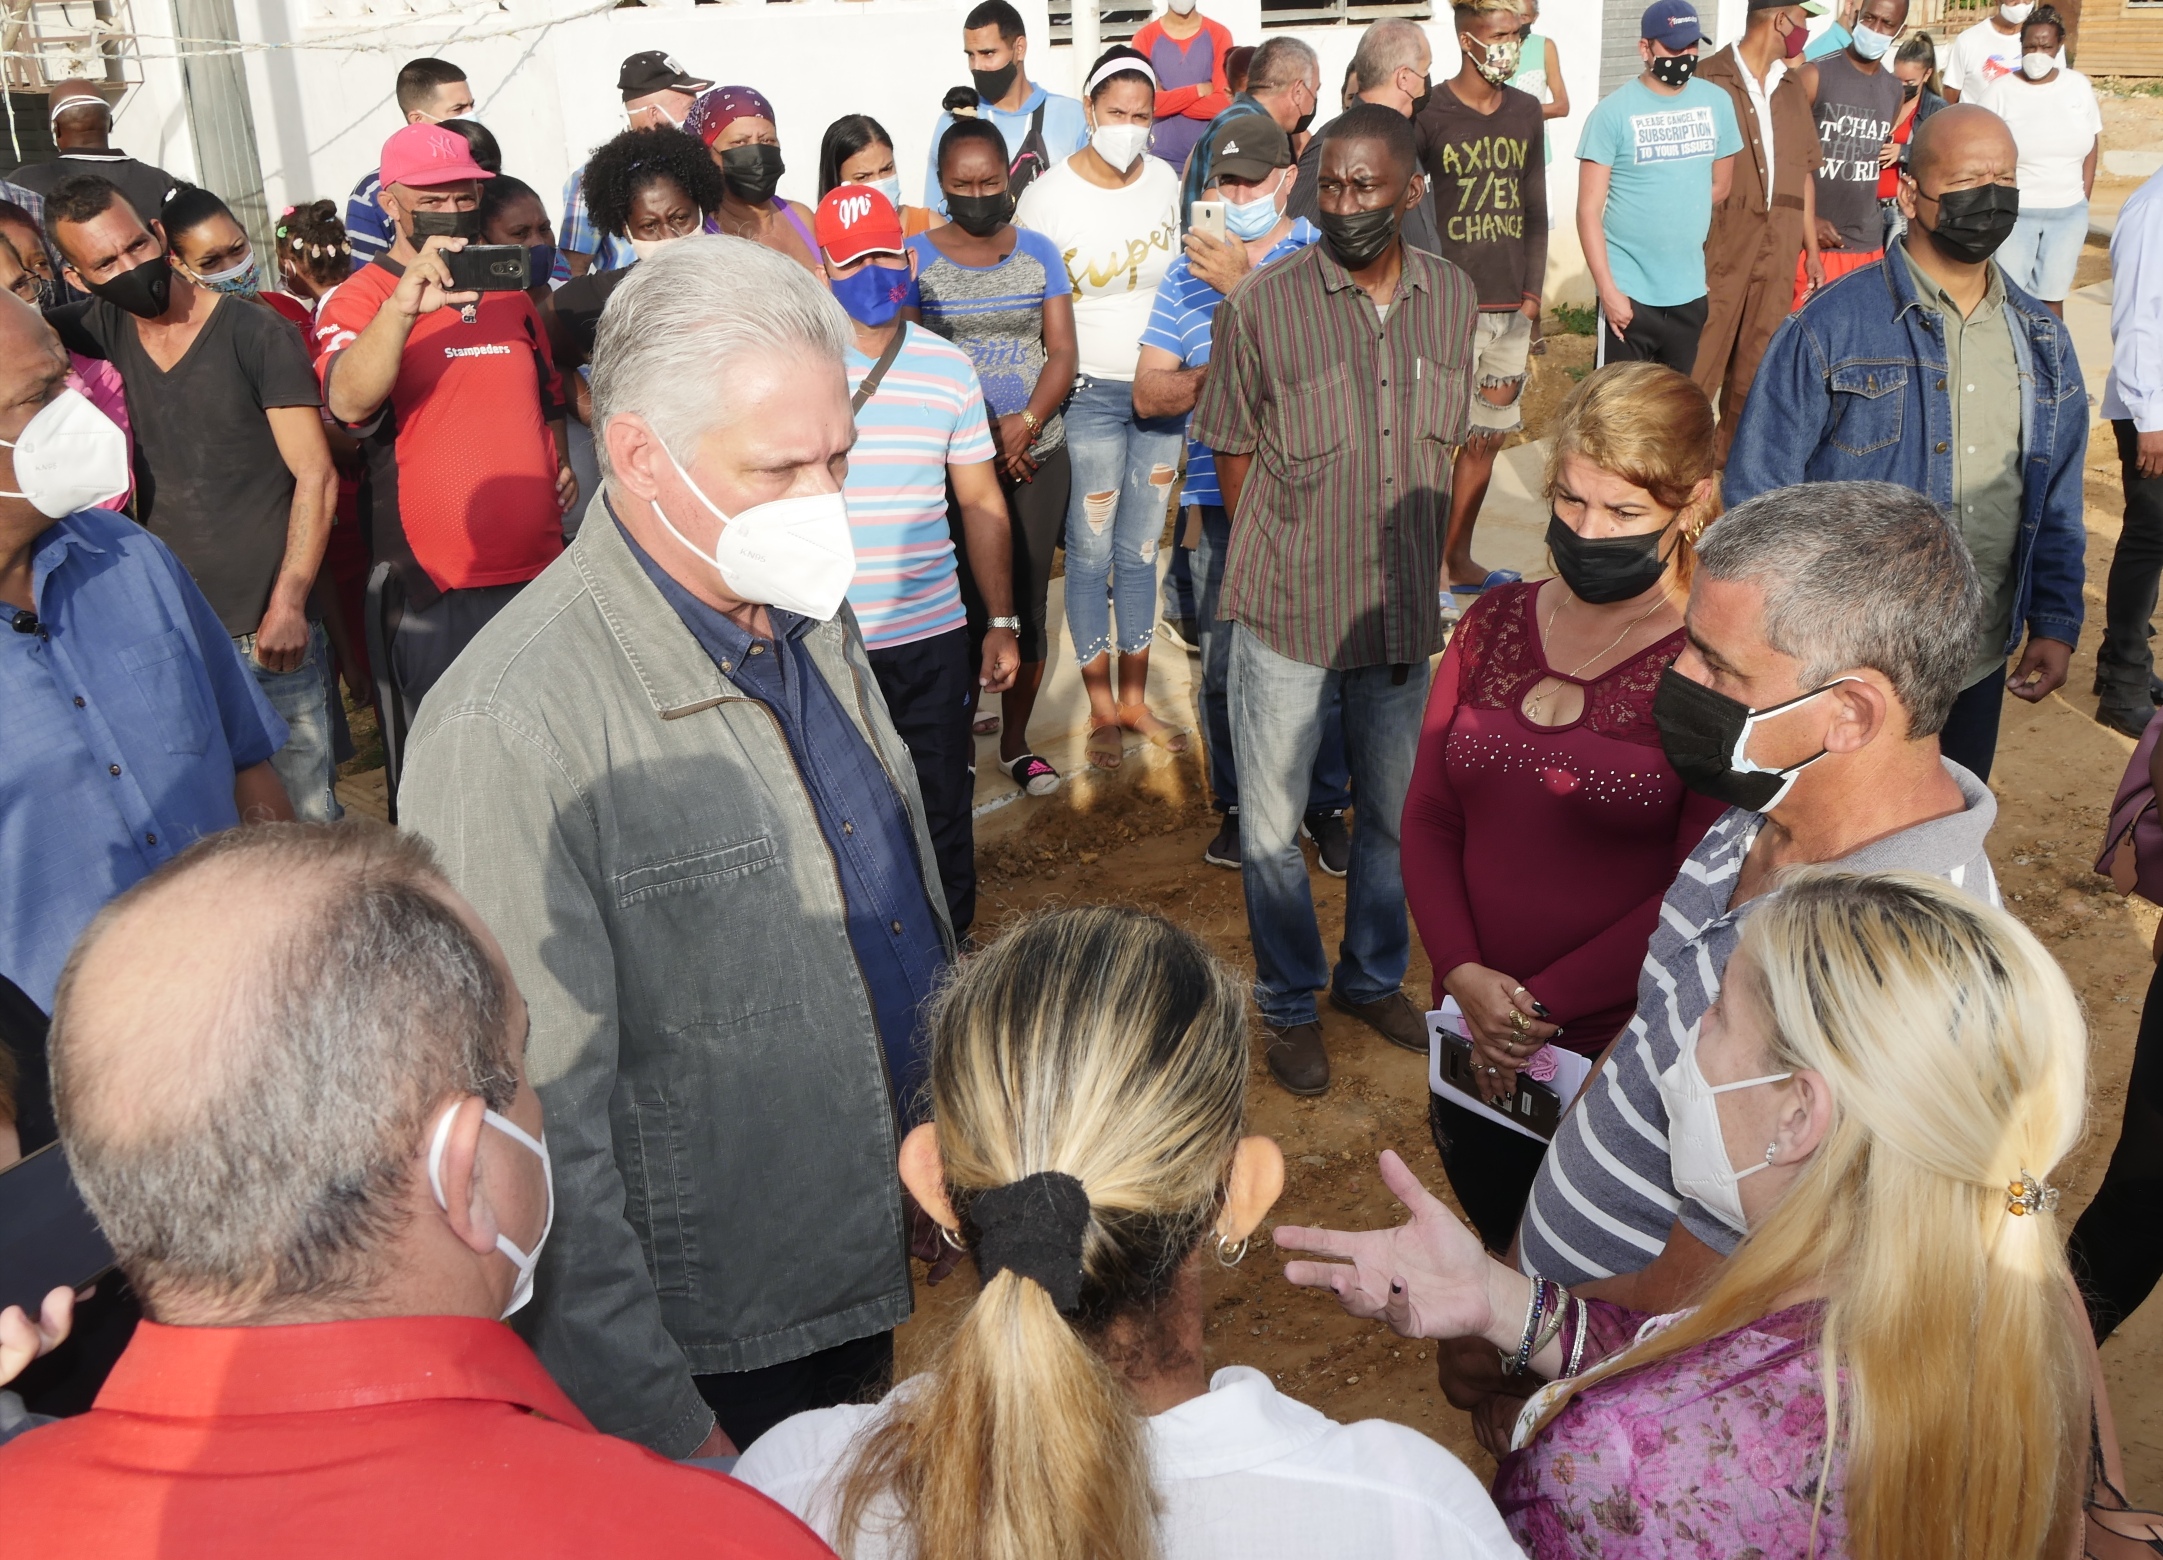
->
xmin=1137 ymin=218 xmax=1319 ymax=507
xmin=1 ymin=508 xmax=285 ymax=1009
xmin=618 ymin=520 xmax=948 ymax=1115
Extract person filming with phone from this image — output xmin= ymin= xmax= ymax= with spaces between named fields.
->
xmin=314 ymin=123 xmax=575 ymax=772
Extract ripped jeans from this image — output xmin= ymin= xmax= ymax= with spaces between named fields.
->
xmin=1062 ymin=374 xmax=1186 ymax=664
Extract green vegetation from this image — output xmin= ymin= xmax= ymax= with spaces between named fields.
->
xmin=1550 ymin=303 xmax=1597 ymax=336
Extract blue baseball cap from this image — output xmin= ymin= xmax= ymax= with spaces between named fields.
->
xmin=1640 ymin=1 xmax=1703 ymax=47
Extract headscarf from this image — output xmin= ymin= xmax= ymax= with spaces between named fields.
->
xmin=686 ymin=85 xmax=777 ymax=148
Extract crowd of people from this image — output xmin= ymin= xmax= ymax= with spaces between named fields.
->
xmin=0 ymin=2 xmax=2159 ymax=1555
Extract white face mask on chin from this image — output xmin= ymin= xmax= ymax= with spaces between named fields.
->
xmin=1655 ymin=1024 xmax=1793 ymax=1233
xmin=650 ymin=443 xmax=857 ymax=621
xmin=428 ymin=1101 xmax=555 ymax=1320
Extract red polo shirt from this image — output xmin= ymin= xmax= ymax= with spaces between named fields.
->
xmin=313 ymin=259 xmax=566 ymax=611
xmin=0 ymin=1314 xmax=835 ymax=1559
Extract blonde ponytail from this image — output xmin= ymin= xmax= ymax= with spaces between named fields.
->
xmin=1530 ymin=870 xmax=2090 ymax=1560
xmin=834 ymin=906 xmax=1252 ymax=1560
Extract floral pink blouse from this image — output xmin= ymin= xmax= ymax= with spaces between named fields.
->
xmin=1493 ymin=1301 xmax=1847 ymax=1558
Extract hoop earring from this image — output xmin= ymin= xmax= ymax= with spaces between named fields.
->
xmin=1215 ymin=1231 xmax=1249 ymax=1268
xmin=938 ymin=1223 xmax=965 ymax=1253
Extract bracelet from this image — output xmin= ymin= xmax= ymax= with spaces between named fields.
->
xmin=1019 ymin=408 xmax=1041 ymax=432
xmin=1563 ymin=1297 xmax=1590 ymax=1378
xmin=1531 ymin=1282 xmax=1570 ymax=1358
xmin=988 ymin=615 xmax=1021 ymax=631
xmin=1507 ymin=1276 xmax=1551 ymax=1376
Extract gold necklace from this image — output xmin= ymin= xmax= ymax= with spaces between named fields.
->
xmin=1523 ymin=586 xmax=1669 ymax=720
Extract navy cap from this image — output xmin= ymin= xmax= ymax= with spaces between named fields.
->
xmin=1640 ymin=1 xmax=1703 ymax=47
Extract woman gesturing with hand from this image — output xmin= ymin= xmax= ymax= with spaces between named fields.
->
xmin=1277 ymin=1149 xmax=1571 ymax=1378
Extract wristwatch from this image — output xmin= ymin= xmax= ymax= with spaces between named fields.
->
xmin=989 ymin=616 xmax=1022 ymax=631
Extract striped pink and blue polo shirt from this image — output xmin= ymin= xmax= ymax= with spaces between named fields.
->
xmin=843 ymin=322 xmax=997 ymax=651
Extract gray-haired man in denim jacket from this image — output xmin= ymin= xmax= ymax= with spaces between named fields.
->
xmin=1728 ymin=104 xmax=2084 ymax=781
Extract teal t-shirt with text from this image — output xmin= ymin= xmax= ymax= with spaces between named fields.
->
xmin=1578 ymin=76 xmax=1743 ymax=306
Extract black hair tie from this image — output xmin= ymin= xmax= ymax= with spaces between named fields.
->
xmin=969 ymin=1170 xmax=1092 ymax=1315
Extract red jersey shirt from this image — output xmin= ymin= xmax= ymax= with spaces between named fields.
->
xmin=314 ymin=260 xmax=565 ymax=608
xmin=0 ymin=1314 xmax=837 ymax=1559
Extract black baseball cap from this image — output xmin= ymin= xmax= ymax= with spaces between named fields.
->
xmin=1210 ymin=113 xmax=1292 ymax=182
xmin=617 ymin=50 xmax=713 ymax=101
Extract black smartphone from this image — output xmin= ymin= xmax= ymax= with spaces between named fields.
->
xmin=441 ymin=244 xmax=532 ymax=293
xmin=1439 ymin=1032 xmax=1563 ymax=1139
xmin=0 ymin=1143 xmax=114 ymax=1313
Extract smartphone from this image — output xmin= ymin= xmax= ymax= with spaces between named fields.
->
xmin=1189 ymin=201 xmax=1227 ymax=245
xmin=1439 ymin=1032 xmax=1563 ymax=1139
xmin=442 ymin=244 xmax=532 ymax=293
xmin=0 ymin=1143 xmax=113 ymax=1314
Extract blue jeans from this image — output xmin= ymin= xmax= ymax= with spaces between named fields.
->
xmin=1062 ymin=375 xmax=1185 ymax=664
xmin=2000 ymin=201 xmax=2088 ymax=303
xmin=236 ymin=621 xmax=342 ymax=823
xmin=1228 ymin=623 xmax=1427 ymax=1028
xmin=1194 ymin=505 xmax=1351 ymax=816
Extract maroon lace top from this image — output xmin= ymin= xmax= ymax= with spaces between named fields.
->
xmin=1403 ymin=582 xmax=1724 ymax=1054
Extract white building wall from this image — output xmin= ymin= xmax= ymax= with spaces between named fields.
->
xmin=101 ymin=0 xmax=1605 ymax=299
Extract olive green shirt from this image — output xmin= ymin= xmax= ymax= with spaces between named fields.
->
xmin=1903 ymin=248 xmax=2024 ymax=687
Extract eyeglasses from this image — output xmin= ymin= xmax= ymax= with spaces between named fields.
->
xmin=5 ymin=272 xmax=40 ymax=303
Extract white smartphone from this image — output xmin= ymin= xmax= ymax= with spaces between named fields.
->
xmin=1190 ymin=201 xmax=1227 ymax=244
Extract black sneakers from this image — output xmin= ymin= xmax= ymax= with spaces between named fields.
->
xmin=1302 ymin=809 xmax=1350 ymax=878
xmin=1204 ymin=811 xmax=1241 ymax=869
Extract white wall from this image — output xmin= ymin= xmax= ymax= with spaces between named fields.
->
xmin=101 ymin=0 xmax=1603 ymax=302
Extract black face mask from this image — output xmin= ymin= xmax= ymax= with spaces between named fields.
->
xmin=1652 ymin=667 xmax=1848 ymax=812
xmin=1648 ymin=53 xmax=1699 ymax=88
xmin=1901 ymin=79 xmax=1921 ymax=99
xmin=1317 ymin=202 xmax=1401 ymax=269
xmin=971 ymin=60 xmax=1020 ymax=104
xmin=1915 ymin=181 xmax=2020 ymax=265
xmin=1407 ymin=73 xmax=1434 ymax=114
xmin=720 ymin=143 xmax=786 ymax=205
xmin=1293 ymin=106 xmax=1317 ymax=135
xmin=946 ymin=189 xmax=1015 ymax=237
xmin=1547 ymin=514 xmax=1674 ymax=605
xmin=86 ymin=251 xmax=172 ymax=319
xmin=407 ymin=207 xmax=483 ymax=242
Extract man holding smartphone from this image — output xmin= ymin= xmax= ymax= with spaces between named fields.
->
xmin=316 ymin=123 xmax=575 ymax=759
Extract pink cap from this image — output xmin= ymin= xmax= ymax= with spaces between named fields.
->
xmin=378 ymin=123 xmax=495 ymax=190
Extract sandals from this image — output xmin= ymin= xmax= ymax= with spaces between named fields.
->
xmin=1116 ymin=702 xmax=1189 ymax=755
xmin=1086 ymin=722 xmax=1126 ymax=771
xmin=1003 ymin=752 xmax=1062 ymax=796
xmin=972 ymin=713 xmax=1002 ymax=736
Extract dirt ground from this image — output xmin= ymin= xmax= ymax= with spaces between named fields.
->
xmin=891 ymin=343 xmax=2163 ymax=1498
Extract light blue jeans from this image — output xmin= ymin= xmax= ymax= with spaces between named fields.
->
xmin=1062 ymin=375 xmax=1186 ymax=664
xmin=2000 ymin=201 xmax=2088 ymax=303
xmin=1228 ymin=623 xmax=1428 ymax=1028
xmin=235 ymin=620 xmax=342 ymax=823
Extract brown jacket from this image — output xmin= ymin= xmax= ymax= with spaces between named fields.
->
xmin=1698 ymin=43 xmax=1822 ymax=290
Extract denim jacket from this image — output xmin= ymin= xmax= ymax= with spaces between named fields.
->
xmin=400 ymin=505 xmax=951 ymax=1458
xmin=1727 ymin=241 xmax=2087 ymax=653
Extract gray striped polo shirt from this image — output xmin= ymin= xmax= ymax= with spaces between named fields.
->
xmin=1517 ymin=760 xmax=2000 ymax=1284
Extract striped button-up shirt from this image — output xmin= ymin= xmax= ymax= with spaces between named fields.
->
xmin=1517 ymin=759 xmax=2000 ymax=1285
xmin=1192 ymin=240 xmax=1477 ymax=670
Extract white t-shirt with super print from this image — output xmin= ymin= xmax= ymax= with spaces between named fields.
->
xmin=1016 ymin=152 xmax=1180 ymax=382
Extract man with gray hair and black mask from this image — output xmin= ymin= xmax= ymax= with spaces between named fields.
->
xmin=0 ymin=822 xmax=831 ymax=1557
xmin=1277 ymin=481 xmax=2004 ymax=1447
xmin=399 ymin=236 xmax=952 ymax=1461
xmin=1286 ymin=20 xmax=1444 ymax=254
